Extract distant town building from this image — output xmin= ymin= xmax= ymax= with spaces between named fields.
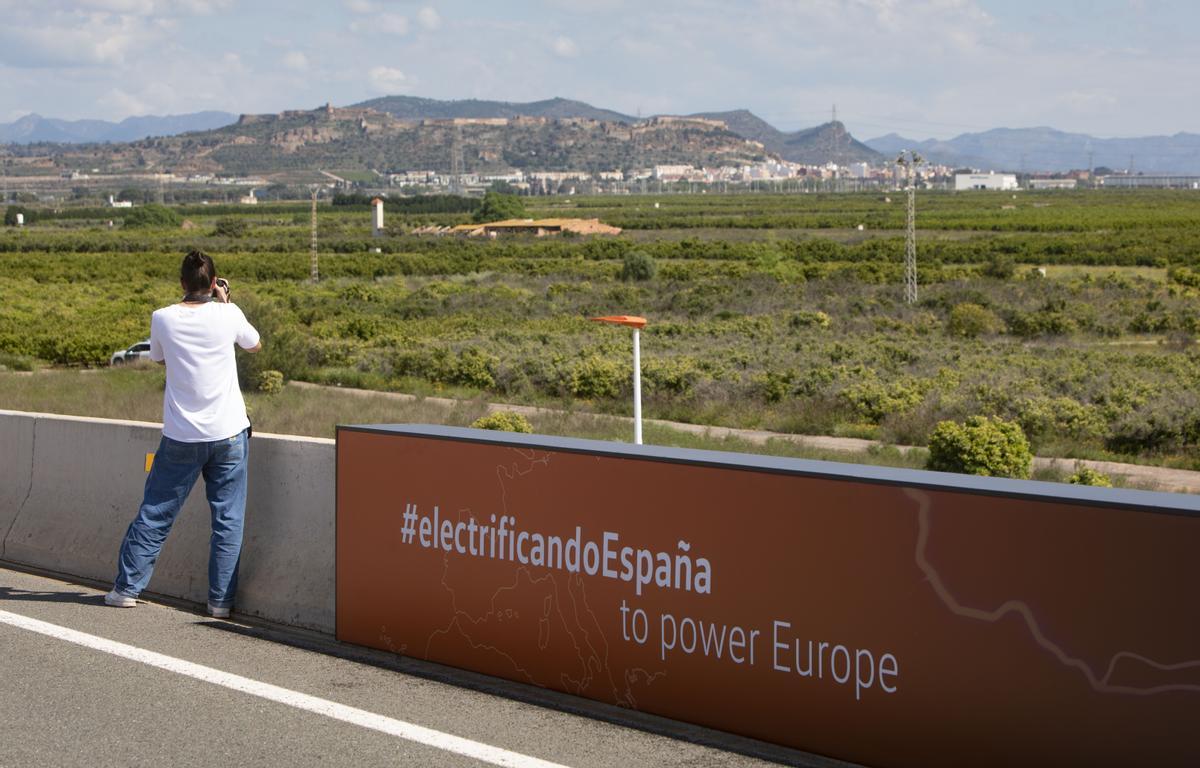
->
xmin=653 ymin=164 xmax=694 ymax=181
xmin=239 ymin=189 xmax=258 ymax=205
xmin=480 ymin=172 xmax=525 ymax=185
xmin=1028 ymin=178 xmax=1077 ymax=190
xmin=1098 ymin=175 xmax=1200 ymax=189
xmin=528 ymin=171 xmax=589 ymax=182
xmin=107 ymin=195 xmax=133 ymax=208
xmin=955 ymin=172 xmax=1019 ymax=191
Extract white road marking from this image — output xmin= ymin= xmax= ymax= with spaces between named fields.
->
xmin=0 ymin=608 xmax=569 ymax=768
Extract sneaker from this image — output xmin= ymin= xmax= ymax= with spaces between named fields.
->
xmin=207 ymin=603 xmax=231 ymax=619
xmin=104 ymin=590 xmax=136 ymax=608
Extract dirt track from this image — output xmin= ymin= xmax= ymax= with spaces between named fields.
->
xmin=289 ymin=381 xmax=1200 ymax=494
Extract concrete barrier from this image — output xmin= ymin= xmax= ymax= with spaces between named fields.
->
xmin=0 ymin=410 xmax=335 ymax=634
xmin=0 ymin=412 xmax=36 ymax=563
xmin=337 ymin=424 xmax=1200 ymax=767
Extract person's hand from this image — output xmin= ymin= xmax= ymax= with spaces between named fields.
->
xmin=213 ymin=278 xmax=230 ymax=303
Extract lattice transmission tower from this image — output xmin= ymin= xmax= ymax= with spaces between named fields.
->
xmin=449 ymin=125 xmax=464 ymax=195
xmin=895 ymin=150 xmax=923 ymax=304
xmin=823 ymin=104 xmax=841 ymax=189
xmin=310 ymin=186 xmax=319 ymax=283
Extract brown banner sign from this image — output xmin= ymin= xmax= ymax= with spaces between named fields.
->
xmin=336 ymin=425 xmax=1200 ymax=767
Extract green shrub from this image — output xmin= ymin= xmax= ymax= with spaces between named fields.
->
xmin=1006 ymin=307 xmax=1077 ymax=337
xmin=1106 ymin=396 xmax=1200 ymax=454
xmin=471 ymin=411 xmax=534 ymax=433
xmin=472 ymin=191 xmax=526 ymax=223
xmin=1068 ymin=465 xmax=1113 ymax=487
xmin=570 ymin=354 xmax=625 ymax=399
xmin=213 ymin=217 xmax=250 ymax=237
xmin=254 ymin=369 xmax=284 ymax=395
xmin=754 ymin=370 xmax=794 ymax=403
xmin=1015 ymin=396 xmax=1106 ymax=447
xmin=946 ymin=302 xmax=1002 ymax=337
xmin=449 ymin=348 xmax=497 ymax=390
xmin=1168 ymin=266 xmax=1200 ymax=288
xmin=789 ymin=310 xmax=831 ymax=329
xmin=123 ymin=204 xmax=182 ymax=228
xmin=926 ymin=415 xmax=1032 ymax=478
xmin=981 ymin=254 xmax=1016 ymax=279
xmin=840 ymin=379 xmax=925 ymax=424
xmin=619 ymin=251 xmax=657 ymax=282
xmin=642 ymin=357 xmax=702 ymax=396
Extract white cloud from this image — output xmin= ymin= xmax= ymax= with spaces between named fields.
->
xmin=0 ymin=0 xmax=235 ymax=69
xmin=343 ymin=0 xmax=374 ymax=13
xmin=107 ymin=87 xmax=151 ymax=116
xmin=551 ymin=36 xmax=578 ymax=57
xmin=417 ymin=6 xmax=441 ymax=30
xmin=283 ymin=51 xmax=309 ymax=71
xmin=380 ymin=12 xmax=409 ymax=34
xmin=171 ymin=0 xmax=233 ymax=13
xmin=1063 ymin=89 xmax=1119 ymax=111
xmin=217 ymin=52 xmax=245 ymax=74
xmin=9 ymin=0 xmax=231 ymax=16
xmin=0 ymin=16 xmax=144 ymax=67
xmin=368 ymin=66 xmax=410 ymax=93
xmin=351 ymin=12 xmax=408 ymax=35
xmin=73 ymin=0 xmax=155 ymax=12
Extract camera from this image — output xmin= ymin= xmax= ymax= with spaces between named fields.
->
xmin=213 ymin=278 xmax=230 ymax=299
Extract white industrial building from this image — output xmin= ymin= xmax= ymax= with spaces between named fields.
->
xmin=955 ymin=172 xmax=1019 ymax=191
xmin=1028 ymin=178 xmax=1077 ymax=190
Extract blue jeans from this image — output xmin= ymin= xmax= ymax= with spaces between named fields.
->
xmin=113 ymin=429 xmax=249 ymax=608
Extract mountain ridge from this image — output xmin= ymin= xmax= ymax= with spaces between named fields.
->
xmin=865 ymin=126 xmax=1200 ymax=174
xmin=350 ymin=95 xmax=636 ymax=124
xmin=687 ymin=110 xmax=881 ymax=164
xmin=351 ymin=96 xmax=881 ymax=165
xmin=0 ymin=111 xmax=237 ymax=144
xmin=6 ymin=96 xmax=1198 ymax=174
xmin=5 ymin=103 xmax=772 ymax=176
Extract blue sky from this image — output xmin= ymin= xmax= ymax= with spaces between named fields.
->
xmin=0 ymin=0 xmax=1195 ymax=140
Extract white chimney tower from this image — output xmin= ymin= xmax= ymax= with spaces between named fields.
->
xmin=371 ymin=197 xmax=384 ymax=238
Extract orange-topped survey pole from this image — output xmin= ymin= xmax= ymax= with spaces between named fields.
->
xmin=590 ymin=315 xmax=647 ymax=444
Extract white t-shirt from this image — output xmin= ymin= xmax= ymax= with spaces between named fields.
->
xmin=149 ymin=301 xmax=261 ymax=442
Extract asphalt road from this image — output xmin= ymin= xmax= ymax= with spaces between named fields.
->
xmin=0 ymin=566 xmax=845 ymax=768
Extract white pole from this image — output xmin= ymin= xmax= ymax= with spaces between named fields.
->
xmin=632 ymin=328 xmax=642 ymax=445
xmin=633 ymin=328 xmax=643 ymax=444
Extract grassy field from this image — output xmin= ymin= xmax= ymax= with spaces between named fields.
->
xmin=4 ymin=189 xmax=1200 ymax=472
xmin=0 ymin=366 xmax=931 ymax=469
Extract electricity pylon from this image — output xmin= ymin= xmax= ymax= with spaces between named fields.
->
xmin=895 ymin=150 xmax=923 ymax=305
xmin=310 ymin=186 xmax=319 ymax=283
xmin=449 ymin=125 xmax=464 ymax=195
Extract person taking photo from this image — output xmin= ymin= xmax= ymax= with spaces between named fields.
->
xmin=106 ymin=249 xmax=261 ymax=618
